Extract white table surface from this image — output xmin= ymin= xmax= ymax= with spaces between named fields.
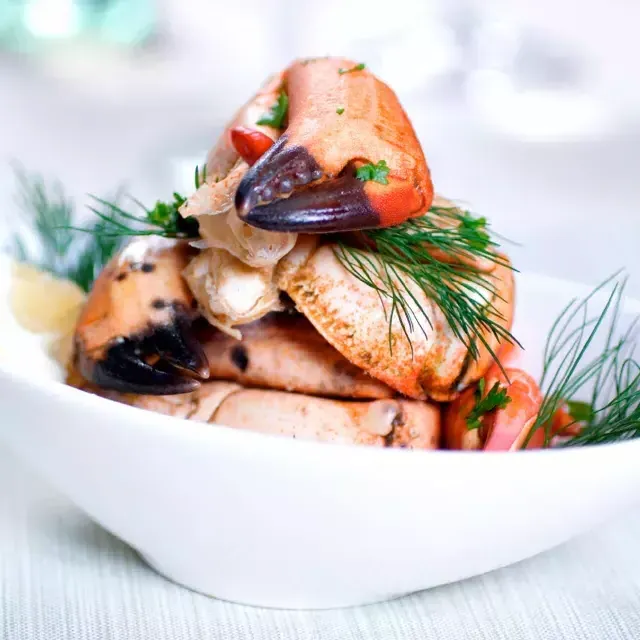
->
xmin=2 ymin=62 xmax=640 ymax=639
xmin=2 ymin=444 xmax=640 ymax=640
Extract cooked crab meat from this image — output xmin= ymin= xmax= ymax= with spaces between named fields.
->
xmin=183 ymin=247 xmax=283 ymax=339
xmin=199 ymin=312 xmax=394 ymax=399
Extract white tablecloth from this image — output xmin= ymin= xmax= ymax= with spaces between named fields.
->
xmin=2 ymin=444 xmax=640 ymax=640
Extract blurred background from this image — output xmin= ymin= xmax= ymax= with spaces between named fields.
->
xmin=0 ymin=0 xmax=639 ymax=290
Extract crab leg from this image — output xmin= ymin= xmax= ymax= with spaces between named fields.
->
xmin=198 ymin=312 xmax=394 ymax=399
xmin=120 ymin=382 xmax=440 ymax=449
xmin=235 ymin=57 xmax=433 ymax=233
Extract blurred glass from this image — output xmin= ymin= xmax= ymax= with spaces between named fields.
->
xmin=0 ymin=0 xmax=156 ymax=52
xmin=463 ymin=12 xmax=608 ymax=141
xmin=454 ymin=0 xmax=639 ymax=141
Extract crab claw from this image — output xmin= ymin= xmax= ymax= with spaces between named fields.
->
xmin=74 ymin=239 xmax=210 ymax=395
xmin=235 ymin=57 xmax=434 ymax=233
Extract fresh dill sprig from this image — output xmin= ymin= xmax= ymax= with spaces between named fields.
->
xmin=466 ymin=379 xmax=511 ymax=430
xmin=553 ymin=275 xmax=640 ymax=447
xmin=69 ymin=166 xmax=202 ymax=241
xmin=10 ymin=167 xmax=125 ymax=292
xmin=66 ymin=215 xmax=124 ymax=292
xmin=78 ymin=192 xmax=199 ymax=240
xmin=334 ymin=205 xmax=516 ymax=360
xmin=194 ymin=163 xmax=207 ymax=188
xmin=564 ymin=356 xmax=640 ymax=446
xmin=520 ymin=273 xmax=639 ymax=447
xmin=12 ymin=166 xmax=74 ymax=274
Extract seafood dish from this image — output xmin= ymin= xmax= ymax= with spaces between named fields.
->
xmin=8 ymin=57 xmax=640 ymax=451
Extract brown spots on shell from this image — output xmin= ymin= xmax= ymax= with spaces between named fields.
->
xmin=230 ymin=345 xmax=249 ymax=372
xmin=332 ymin=358 xmax=360 ymax=379
xmin=384 ymin=410 xmax=405 ymax=447
xmin=278 ymin=291 xmax=297 ymax=311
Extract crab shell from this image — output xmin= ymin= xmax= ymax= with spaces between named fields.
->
xmin=234 ymin=57 xmax=434 ymax=233
xmin=274 ymin=237 xmax=515 ymax=402
xmin=112 ymin=381 xmax=440 ymax=450
xmin=73 ymin=239 xmax=209 ymax=395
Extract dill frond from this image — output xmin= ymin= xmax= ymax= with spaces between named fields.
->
xmin=10 ymin=167 xmax=124 ymax=292
xmin=12 ymin=166 xmax=74 ymax=275
xmin=79 ymin=192 xmax=199 ymax=240
xmin=334 ymin=205 xmax=516 ymax=361
xmin=519 ymin=273 xmax=640 ymax=447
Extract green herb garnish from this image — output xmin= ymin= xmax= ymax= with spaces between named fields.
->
xmin=466 ymin=379 xmax=512 ymax=430
xmin=338 ymin=63 xmax=366 ymax=75
xmin=519 ymin=273 xmax=640 ymax=447
xmin=566 ymin=400 xmax=595 ymax=423
xmin=10 ymin=167 xmax=125 ymax=292
xmin=71 ymin=166 xmax=204 ymax=242
xmin=194 ymin=163 xmax=207 ymax=188
xmin=556 ymin=275 xmax=640 ymax=447
xmin=334 ymin=205 xmax=516 ymax=361
xmin=564 ymin=356 xmax=640 ymax=446
xmin=79 ymin=193 xmax=200 ymax=240
xmin=336 ymin=107 xmax=345 ymax=115
xmin=256 ymin=92 xmax=289 ymax=128
xmin=356 ymin=160 xmax=390 ymax=185
xmin=9 ymin=166 xmax=202 ymax=292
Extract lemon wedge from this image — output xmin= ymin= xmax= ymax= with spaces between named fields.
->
xmin=10 ymin=262 xmax=86 ymax=368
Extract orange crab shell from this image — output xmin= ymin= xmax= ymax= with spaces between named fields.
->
xmin=235 ymin=57 xmax=435 ymax=232
xmin=73 ymin=240 xmax=209 ymax=394
xmin=285 ymin=58 xmax=434 ymax=226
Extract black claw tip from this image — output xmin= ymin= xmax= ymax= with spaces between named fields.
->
xmin=91 ymin=348 xmax=202 ymax=395
xmin=152 ymin=315 xmax=210 ymax=379
xmin=241 ymin=173 xmax=380 ymax=233
xmin=79 ymin=313 xmax=210 ymax=396
xmin=235 ymin=136 xmax=323 ymax=217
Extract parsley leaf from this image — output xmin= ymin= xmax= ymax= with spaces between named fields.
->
xmin=338 ymin=63 xmax=366 ymax=75
xmin=461 ymin=216 xmax=490 ymax=250
xmin=466 ymin=379 xmax=512 ymax=430
xmin=567 ymin=400 xmax=595 ymax=423
xmin=336 ymin=107 xmax=345 ymax=115
xmin=356 ymin=160 xmax=390 ymax=185
xmin=256 ymin=92 xmax=289 ymax=128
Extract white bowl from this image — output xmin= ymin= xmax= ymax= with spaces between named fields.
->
xmin=1 ymin=272 xmax=640 ymax=609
